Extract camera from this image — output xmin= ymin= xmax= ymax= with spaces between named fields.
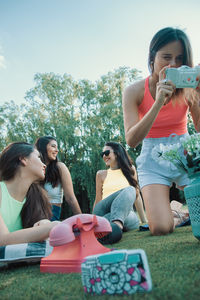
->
xmin=165 ymin=65 xmax=200 ymax=88
xmin=81 ymin=249 xmax=152 ymax=295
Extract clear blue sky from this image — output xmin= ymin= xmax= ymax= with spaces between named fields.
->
xmin=0 ymin=0 xmax=200 ymax=105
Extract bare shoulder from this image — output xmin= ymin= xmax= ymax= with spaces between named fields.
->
xmin=56 ymin=162 xmax=73 ymax=189
xmin=57 ymin=161 xmax=69 ymax=175
xmin=96 ymin=170 xmax=107 ymax=182
xmin=131 ymin=165 xmax=136 ymax=172
xmin=131 ymin=165 xmax=138 ymax=179
xmin=57 ymin=161 xmax=68 ymax=170
xmin=123 ymin=79 xmax=146 ymax=106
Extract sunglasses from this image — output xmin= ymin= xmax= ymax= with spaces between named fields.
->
xmin=100 ymin=150 xmax=111 ymax=158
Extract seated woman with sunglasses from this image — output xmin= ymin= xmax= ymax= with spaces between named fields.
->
xmin=93 ymin=142 xmax=146 ymax=244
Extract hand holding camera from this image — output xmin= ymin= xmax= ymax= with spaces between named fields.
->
xmin=165 ymin=65 xmax=200 ymax=88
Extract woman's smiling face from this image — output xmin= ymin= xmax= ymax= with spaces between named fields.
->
xmin=46 ymin=140 xmax=59 ymax=161
xmin=102 ymin=146 xmax=118 ymax=168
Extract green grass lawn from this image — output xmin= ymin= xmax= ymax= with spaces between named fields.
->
xmin=0 ymin=226 xmax=200 ymax=300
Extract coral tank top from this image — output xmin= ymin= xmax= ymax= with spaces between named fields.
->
xmin=138 ymin=77 xmax=189 ymax=138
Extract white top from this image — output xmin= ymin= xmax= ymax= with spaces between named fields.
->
xmin=44 ymin=182 xmax=63 ymax=204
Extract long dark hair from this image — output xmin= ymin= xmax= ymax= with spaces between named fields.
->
xmin=148 ymin=27 xmax=193 ymax=73
xmin=35 ymin=136 xmax=61 ymax=187
xmin=0 ymin=142 xmax=52 ymax=228
xmin=105 ymin=142 xmax=138 ymax=189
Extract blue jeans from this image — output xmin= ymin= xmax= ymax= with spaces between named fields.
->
xmin=51 ymin=205 xmax=61 ymax=221
xmin=93 ymin=186 xmax=139 ymax=231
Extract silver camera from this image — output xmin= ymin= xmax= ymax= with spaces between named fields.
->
xmin=165 ymin=65 xmax=200 ymax=88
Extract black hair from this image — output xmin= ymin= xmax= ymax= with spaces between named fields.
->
xmin=0 ymin=142 xmax=52 ymax=228
xmin=148 ymin=27 xmax=193 ymax=73
xmin=35 ymin=136 xmax=61 ymax=187
xmin=104 ymin=142 xmax=138 ymax=189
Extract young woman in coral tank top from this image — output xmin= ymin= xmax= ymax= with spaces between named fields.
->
xmin=123 ymin=27 xmax=200 ymax=235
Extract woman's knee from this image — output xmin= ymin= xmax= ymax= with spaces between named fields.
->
xmin=122 ymin=186 xmax=136 ymax=200
xmin=93 ymin=202 xmax=104 ymax=216
xmin=149 ymin=222 xmax=174 ymax=236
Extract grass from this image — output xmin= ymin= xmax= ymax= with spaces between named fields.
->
xmin=0 ymin=226 xmax=200 ymax=300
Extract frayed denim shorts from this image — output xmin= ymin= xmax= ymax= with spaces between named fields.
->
xmin=136 ymin=133 xmax=190 ymax=189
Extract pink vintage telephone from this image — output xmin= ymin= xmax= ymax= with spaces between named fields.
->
xmin=40 ymin=214 xmax=112 ymax=273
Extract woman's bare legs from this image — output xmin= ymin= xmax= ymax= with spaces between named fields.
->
xmin=141 ymin=184 xmax=174 ymax=235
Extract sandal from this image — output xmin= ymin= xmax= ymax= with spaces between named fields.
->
xmin=172 ymin=209 xmax=190 ymax=227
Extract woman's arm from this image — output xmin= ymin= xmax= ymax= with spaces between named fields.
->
xmin=0 ymin=214 xmax=59 ymax=246
xmin=57 ymin=162 xmax=82 ymax=215
xmin=33 ymin=219 xmax=52 ymax=226
xmin=92 ymin=170 xmax=106 ymax=212
xmin=187 ymin=85 xmax=200 ymax=132
xmin=132 ymin=166 xmax=147 ymax=223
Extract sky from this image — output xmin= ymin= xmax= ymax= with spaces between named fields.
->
xmin=0 ymin=0 xmax=200 ymax=105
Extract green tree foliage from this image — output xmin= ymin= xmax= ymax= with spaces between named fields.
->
xmin=0 ymin=67 xmax=141 ymax=215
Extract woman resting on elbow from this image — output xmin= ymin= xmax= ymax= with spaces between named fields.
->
xmin=0 ymin=142 xmax=59 ymax=246
xmin=93 ymin=141 xmax=146 ymax=244
xmin=35 ymin=136 xmax=82 ymax=221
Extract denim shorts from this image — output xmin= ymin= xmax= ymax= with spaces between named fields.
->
xmin=136 ymin=133 xmax=190 ymax=189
